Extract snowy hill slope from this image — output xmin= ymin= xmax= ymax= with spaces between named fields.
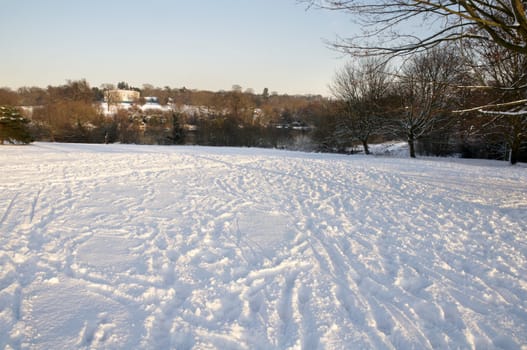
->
xmin=1 ymin=143 xmax=526 ymax=349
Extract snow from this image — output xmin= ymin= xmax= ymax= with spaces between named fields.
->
xmin=99 ymin=102 xmax=172 ymax=116
xmin=1 ymin=142 xmax=526 ymax=349
xmin=368 ymin=141 xmax=410 ymax=157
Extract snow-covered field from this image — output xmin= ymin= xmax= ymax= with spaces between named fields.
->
xmin=1 ymin=143 xmax=526 ymax=349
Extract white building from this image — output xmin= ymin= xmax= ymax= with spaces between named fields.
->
xmin=105 ymin=89 xmax=140 ymax=103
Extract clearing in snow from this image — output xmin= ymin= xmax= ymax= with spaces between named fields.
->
xmin=0 ymin=143 xmax=526 ymax=349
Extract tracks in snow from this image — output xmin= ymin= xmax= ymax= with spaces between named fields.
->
xmin=0 ymin=145 xmax=526 ymax=349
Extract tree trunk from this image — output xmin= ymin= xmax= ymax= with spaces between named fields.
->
xmin=408 ymin=133 xmax=416 ymax=158
xmin=362 ymin=139 xmax=370 ymax=155
xmin=171 ymin=112 xmax=184 ymax=145
xmin=510 ymin=136 xmax=520 ymax=165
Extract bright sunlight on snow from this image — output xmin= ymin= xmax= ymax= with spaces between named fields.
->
xmin=1 ymin=143 xmax=526 ymax=349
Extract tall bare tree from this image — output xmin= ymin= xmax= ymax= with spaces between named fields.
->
xmin=330 ymin=58 xmax=391 ymax=154
xmin=458 ymin=40 xmax=527 ymax=163
xmin=392 ymin=46 xmax=467 ymax=157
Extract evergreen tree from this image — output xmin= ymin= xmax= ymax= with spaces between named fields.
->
xmin=0 ymin=106 xmax=33 ymax=144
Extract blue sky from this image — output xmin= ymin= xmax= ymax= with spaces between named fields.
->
xmin=0 ymin=0 xmax=355 ymax=95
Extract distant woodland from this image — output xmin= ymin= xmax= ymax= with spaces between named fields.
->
xmin=1 ymin=73 xmax=526 ymax=163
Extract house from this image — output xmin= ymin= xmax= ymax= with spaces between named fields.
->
xmin=105 ymin=89 xmax=140 ymax=104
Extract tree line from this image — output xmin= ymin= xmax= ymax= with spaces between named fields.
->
xmin=327 ymin=44 xmax=526 ymax=163
xmin=0 ymin=70 xmax=525 ymax=163
xmin=302 ymin=0 xmax=527 ymax=164
xmin=0 ymin=81 xmax=328 ymax=149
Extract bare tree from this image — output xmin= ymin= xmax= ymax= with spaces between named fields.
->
xmin=391 ymin=46 xmax=466 ymax=157
xmin=0 ymin=88 xmax=20 ymax=106
xmin=303 ymin=0 xmax=527 ymax=56
xmin=330 ymin=58 xmax=391 ymax=154
xmin=457 ymin=40 xmax=527 ymax=163
xmin=303 ymin=0 xmax=527 ymax=123
xmin=222 ymin=88 xmax=255 ymax=125
xmin=101 ymin=84 xmax=120 ymax=113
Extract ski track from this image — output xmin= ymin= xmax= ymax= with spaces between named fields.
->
xmin=0 ymin=143 xmax=526 ymax=349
